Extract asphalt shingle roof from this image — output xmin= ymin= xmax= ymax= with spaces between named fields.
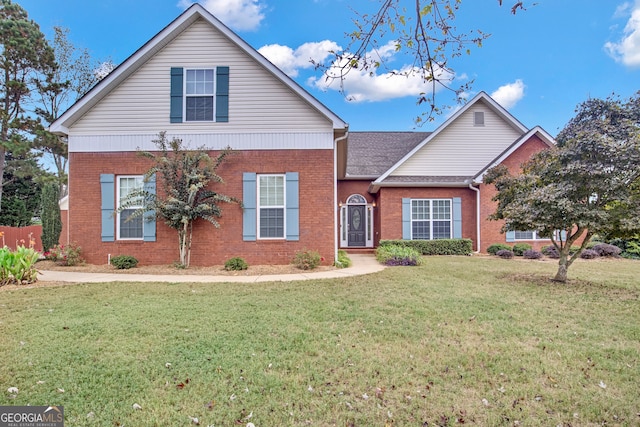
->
xmin=345 ymin=131 xmax=431 ymax=178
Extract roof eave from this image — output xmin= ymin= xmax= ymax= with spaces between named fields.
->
xmin=342 ymin=175 xmax=379 ymax=180
xmin=369 ymin=180 xmax=473 ymax=194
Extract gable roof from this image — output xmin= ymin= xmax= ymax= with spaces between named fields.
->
xmin=49 ymin=4 xmax=347 ymax=134
xmin=344 ymin=132 xmax=430 ymax=179
xmin=368 ymin=92 xmax=530 ymax=193
xmin=473 ymin=125 xmax=556 ymax=183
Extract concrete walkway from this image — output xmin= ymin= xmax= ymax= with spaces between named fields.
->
xmin=38 ymin=254 xmax=385 ymax=283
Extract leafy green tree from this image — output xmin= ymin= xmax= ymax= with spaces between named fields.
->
xmin=40 ymin=182 xmax=61 ymax=251
xmin=120 ymin=132 xmax=239 ymax=268
xmin=0 ymin=0 xmax=55 ymax=209
xmin=0 ymin=153 xmax=43 ymax=226
xmin=34 ymin=26 xmax=113 ymax=196
xmin=486 ymin=93 xmax=640 ymax=282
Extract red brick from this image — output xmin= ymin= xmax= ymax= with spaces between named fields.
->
xmin=68 ymin=150 xmax=336 ymax=266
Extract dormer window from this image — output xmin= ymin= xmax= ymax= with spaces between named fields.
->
xmin=474 ymin=111 xmax=485 ymax=126
xmin=170 ymin=66 xmax=229 ymax=123
xmin=185 ymin=69 xmax=214 ymax=121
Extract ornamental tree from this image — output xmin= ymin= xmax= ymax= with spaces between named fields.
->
xmin=120 ymin=132 xmax=239 ymax=268
xmin=485 ymin=93 xmax=640 ymax=282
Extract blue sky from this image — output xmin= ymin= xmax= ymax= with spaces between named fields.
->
xmin=20 ymin=0 xmax=640 ymax=135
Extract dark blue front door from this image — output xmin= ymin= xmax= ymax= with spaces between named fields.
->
xmin=348 ymin=205 xmax=366 ymax=246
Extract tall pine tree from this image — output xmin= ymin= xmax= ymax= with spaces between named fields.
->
xmin=0 ymin=0 xmax=55 ymax=210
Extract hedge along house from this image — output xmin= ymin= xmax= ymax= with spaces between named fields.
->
xmin=50 ymin=4 xmax=348 ymax=266
xmin=52 ymin=5 xmax=556 ymax=266
xmin=336 ymin=92 xmax=556 ymax=253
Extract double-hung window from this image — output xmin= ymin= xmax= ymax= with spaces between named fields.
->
xmin=170 ymin=66 xmax=229 ymax=123
xmin=514 ymin=230 xmax=538 ymax=240
xmin=117 ymin=176 xmax=144 ymax=239
xmin=185 ymin=69 xmax=214 ymax=121
xmin=508 ymin=230 xmax=556 ymax=242
xmin=258 ymin=175 xmax=285 ymax=239
xmin=411 ymin=199 xmax=452 ymax=240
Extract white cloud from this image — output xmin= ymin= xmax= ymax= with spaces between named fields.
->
xmin=309 ymin=41 xmax=454 ymax=102
xmin=604 ymin=1 xmax=640 ymax=67
xmin=491 ymin=80 xmax=526 ymax=109
xmin=178 ymin=0 xmax=265 ymax=31
xmin=258 ymin=40 xmax=341 ymax=77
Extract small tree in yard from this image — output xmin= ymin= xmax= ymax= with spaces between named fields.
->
xmin=485 ymin=93 xmax=640 ymax=283
xmin=40 ymin=182 xmax=61 ymax=252
xmin=121 ymin=132 xmax=239 ymax=268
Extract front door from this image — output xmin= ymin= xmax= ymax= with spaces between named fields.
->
xmin=347 ymin=205 xmax=366 ymax=246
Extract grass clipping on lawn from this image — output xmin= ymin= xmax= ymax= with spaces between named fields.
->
xmin=1 ymin=256 xmax=639 ymax=426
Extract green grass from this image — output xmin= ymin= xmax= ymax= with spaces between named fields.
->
xmin=1 ymin=257 xmax=639 ymax=426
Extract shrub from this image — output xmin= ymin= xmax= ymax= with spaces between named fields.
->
xmin=335 ymin=250 xmax=352 ymax=268
xmin=487 ymin=243 xmax=511 ymax=255
xmin=495 ymin=249 xmax=514 ymax=259
xmin=40 ymin=183 xmax=62 ymax=252
xmin=542 ymin=245 xmax=559 ymax=259
xmin=580 ymin=249 xmax=599 ymax=259
xmin=378 ymin=239 xmax=473 ymax=255
xmin=376 ymin=245 xmax=423 ymax=266
xmin=585 ymin=240 xmax=599 ymax=249
xmin=224 ymin=257 xmax=248 ymax=271
xmin=44 ymin=243 xmax=84 ymax=266
xmin=512 ymin=243 xmax=532 ymax=256
xmin=592 ymin=243 xmax=622 ymax=258
xmin=523 ymin=249 xmax=543 ymax=260
xmin=111 ymin=255 xmax=139 ymax=270
xmin=293 ymin=250 xmax=322 ymax=270
xmin=0 ymin=246 xmax=39 ymax=285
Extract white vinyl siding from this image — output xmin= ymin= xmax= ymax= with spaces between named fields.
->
xmin=68 ymin=132 xmax=335 ymax=152
xmin=68 ymin=18 xmax=332 ymax=136
xmin=391 ymin=103 xmax=523 ymax=176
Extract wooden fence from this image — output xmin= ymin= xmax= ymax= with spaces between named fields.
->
xmin=0 ymin=225 xmax=43 ymax=252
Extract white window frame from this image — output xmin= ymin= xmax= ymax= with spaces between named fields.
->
xmin=474 ymin=111 xmax=485 ymax=126
xmin=184 ymin=68 xmax=215 ymax=122
xmin=257 ymin=174 xmax=286 ymax=240
xmin=116 ymin=175 xmax=144 ymax=240
xmin=514 ymin=230 xmax=549 ymax=241
xmin=411 ymin=199 xmax=452 ymax=240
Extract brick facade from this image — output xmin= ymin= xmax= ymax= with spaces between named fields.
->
xmin=68 ymin=149 xmax=336 ymax=266
xmin=479 ymin=134 xmax=551 ymax=252
xmin=335 ymin=134 xmax=552 ymax=254
xmin=376 ymin=187 xmax=478 ymax=245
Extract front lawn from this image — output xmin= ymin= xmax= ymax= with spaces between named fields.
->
xmin=1 ymin=257 xmax=638 ymax=426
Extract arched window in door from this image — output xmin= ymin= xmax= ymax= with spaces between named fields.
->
xmin=340 ymin=194 xmax=373 ymax=248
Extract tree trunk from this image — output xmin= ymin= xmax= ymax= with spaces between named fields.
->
xmin=178 ymin=220 xmax=192 ymax=268
xmin=553 ymin=262 xmax=568 ymax=282
xmin=0 ymin=147 xmax=5 ymax=212
xmin=553 ymin=245 xmax=571 ymax=283
xmin=178 ymin=225 xmax=187 ymax=267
